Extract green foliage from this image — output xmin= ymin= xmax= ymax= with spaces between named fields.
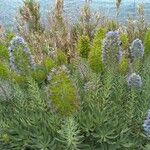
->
xmin=0 ymin=62 xmax=9 ymax=80
xmin=43 ymin=57 xmax=55 ymax=73
xmin=55 ymin=51 xmax=68 ymax=66
xmin=0 ymin=44 xmax=9 ymax=61
xmin=0 ymin=79 xmax=13 ymax=102
xmin=77 ymin=35 xmax=91 ymax=58
xmin=144 ymin=29 xmax=150 ymax=56
xmin=6 ymin=31 xmax=15 ymax=42
xmin=31 ymin=58 xmax=56 ymax=84
xmin=31 ymin=66 xmax=47 ymax=84
xmin=13 ymin=46 xmax=32 ymax=75
xmin=11 ymin=72 xmax=28 ymax=86
xmin=120 ymin=33 xmax=128 ymax=50
xmin=48 ymin=70 xmax=78 ymax=116
xmin=88 ymin=28 xmax=106 ymax=73
xmin=57 ymin=117 xmax=83 ymax=150
xmin=0 ymin=80 xmax=60 ymax=150
xmin=1 ymin=4 xmax=150 ymax=149
xmin=118 ymin=57 xmax=129 ymax=74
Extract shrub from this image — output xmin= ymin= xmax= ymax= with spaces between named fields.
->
xmin=120 ymin=33 xmax=129 ymax=50
xmin=48 ymin=66 xmax=78 ymax=116
xmin=118 ymin=57 xmax=129 ymax=74
xmin=55 ymin=51 xmax=68 ymax=66
xmin=0 ymin=44 xmax=9 ymax=61
xmin=0 ymin=62 xmax=9 ymax=80
xmin=88 ymin=28 xmax=106 ymax=73
xmin=77 ymin=35 xmax=91 ymax=58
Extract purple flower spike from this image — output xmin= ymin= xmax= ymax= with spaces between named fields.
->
xmin=130 ymin=39 xmax=144 ymax=59
xmin=102 ymin=30 xmax=123 ymax=66
xmin=8 ymin=36 xmax=35 ymax=72
xmin=127 ymin=73 xmax=142 ymax=90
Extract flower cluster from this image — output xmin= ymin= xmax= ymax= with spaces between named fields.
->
xmin=10 ymin=36 xmax=26 ymax=46
xmin=102 ymin=30 xmax=122 ymax=66
xmin=143 ymin=110 xmax=150 ymax=136
xmin=130 ymin=39 xmax=144 ymax=59
xmin=8 ymin=36 xmax=35 ymax=72
xmin=127 ymin=73 xmax=142 ymax=89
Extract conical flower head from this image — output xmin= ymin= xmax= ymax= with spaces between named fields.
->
xmin=143 ymin=109 xmax=150 ymax=136
xmin=8 ymin=36 xmax=35 ymax=73
xmin=102 ymin=30 xmax=122 ymax=67
xmin=127 ymin=73 xmax=142 ymax=89
xmin=130 ymin=39 xmax=144 ymax=59
xmin=11 ymin=36 xmax=26 ymax=46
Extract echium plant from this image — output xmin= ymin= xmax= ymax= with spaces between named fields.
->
xmin=130 ymin=38 xmax=144 ymax=60
xmin=8 ymin=36 xmax=35 ymax=73
xmin=127 ymin=73 xmax=142 ymax=90
xmin=47 ymin=65 xmax=78 ymax=116
xmin=102 ymin=30 xmax=123 ymax=67
xmin=143 ymin=109 xmax=150 ymax=136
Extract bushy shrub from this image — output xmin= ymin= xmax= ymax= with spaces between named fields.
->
xmin=88 ymin=28 xmax=106 ymax=73
xmin=55 ymin=50 xmax=68 ymax=66
xmin=77 ymin=35 xmax=91 ymax=58
xmin=118 ymin=57 xmax=129 ymax=74
xmin=11 ymin=72 xmax=28 ymax=86
xmin=0 ymin=62 xmax=9 ymax=80
xmin=0 ymin=44 xmax=9 ymax=61
xmin=47 ymin=66 xmax=78 ymax=116
xmin=31 ymin=57 xmax=55 ymax=84
xmin=120 ymin=33 xmax=129 ymax=50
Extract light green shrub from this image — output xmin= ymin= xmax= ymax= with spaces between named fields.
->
xmin=48 ymin=69 xmax=78 ymax=116
xmin=118 ymin=57 xmax=129 ymax=74
xmin=55 ymin=51 xmax=68 ymax=66
xmin=0 ymin=62 xmax=9 ymax=80
xmin=77 ymin=35 xmax=91 ymax=58
xmin=88 ymin=28 xmax=106 ymax=73
xmin=32 ymin=58 xmax=55 ymax=84
xmin=0 ymin=44 xmax=9 ymax=61
xmin=120 ymin=33 xmax=129 ymax=50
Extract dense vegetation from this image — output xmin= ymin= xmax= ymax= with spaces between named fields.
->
xmin=1 ymin=0 xmax=150 ymax=149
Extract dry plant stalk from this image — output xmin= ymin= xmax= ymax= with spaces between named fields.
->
xmin=0 ymin=25 xmax=6 ymax=43
xmin=55 ymin=0 xmax=64 ymax=15
xmin=116 ymin=0 xmax=122 ymax=14
xmin=127 ymin=4 xmax=147 ymax=43
xmin=75 ymin=4 xmax=102 ymax=40
xmin=49 ymin=0 xmax=77 ymax=63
